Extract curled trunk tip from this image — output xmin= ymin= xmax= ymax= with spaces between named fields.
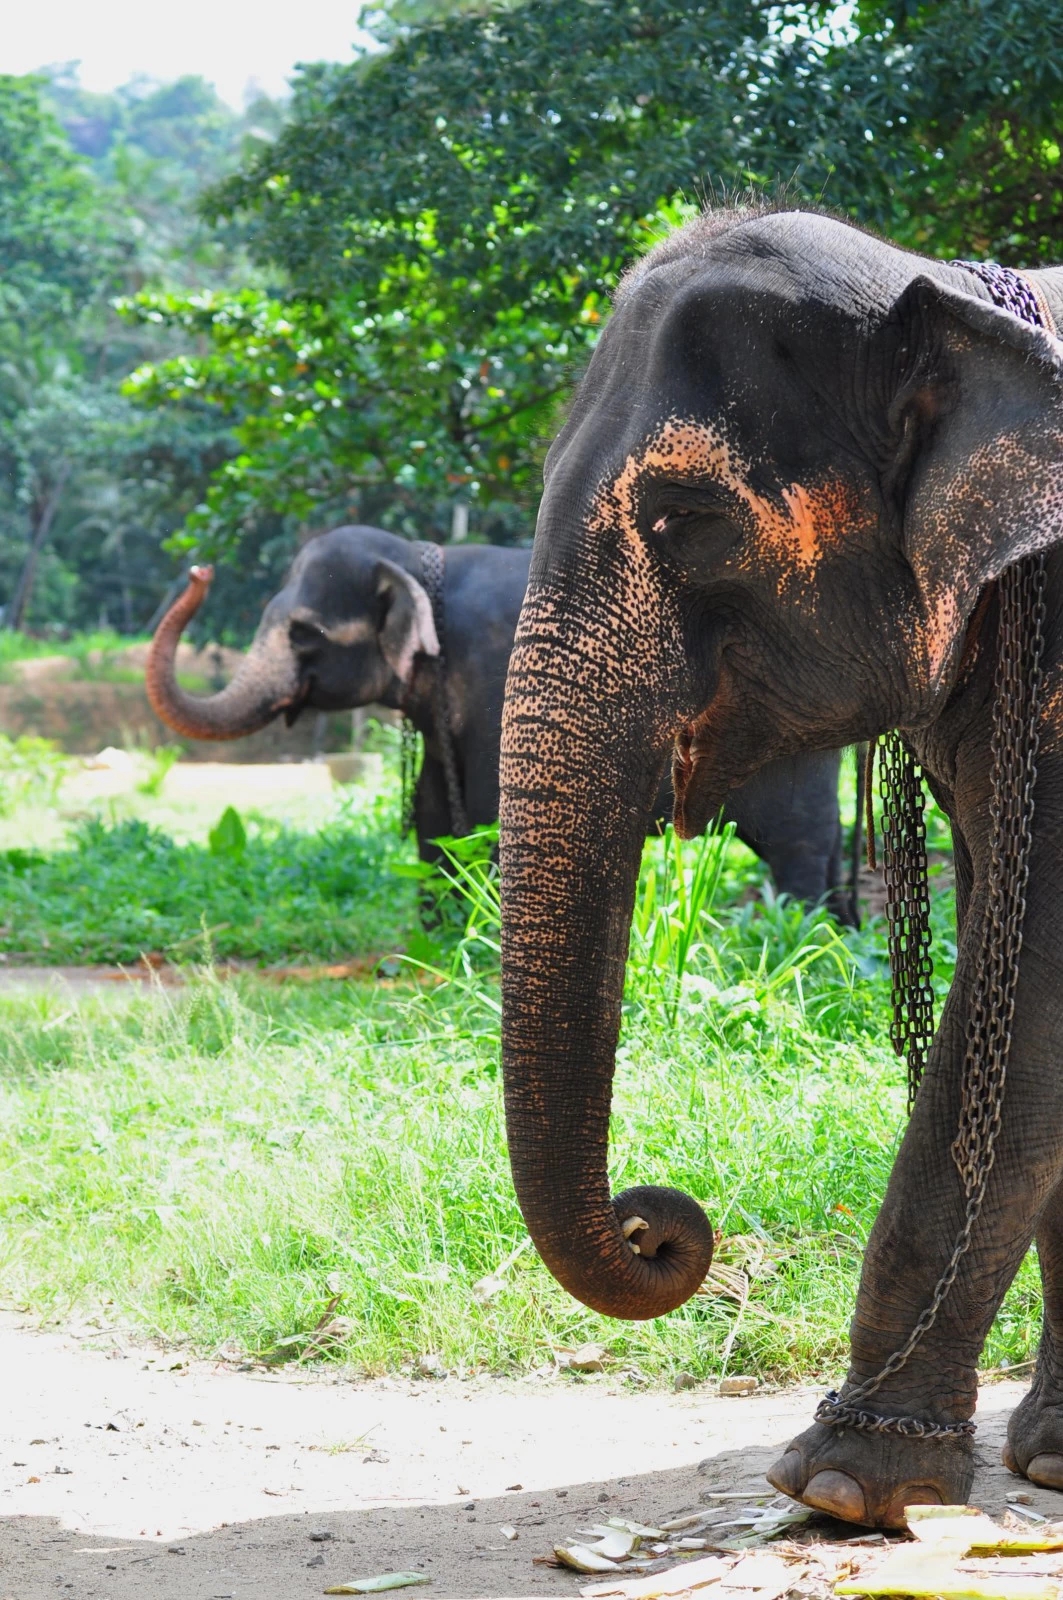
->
xmin=146 ymin=565 xmax=295 ymax=742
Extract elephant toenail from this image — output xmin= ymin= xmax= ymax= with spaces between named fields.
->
xmin=1002 ymin=1440 xmax=1020 ymax=1474
xmin=765 ymin=1449 xmax=804 ymax=1499
xmin=802 ymin=1469 xmax=869 ymax=1525
xmin=1026 ymin=1453 xmax=1063 ymax=1490
xmin=883 ymin=1484 xmax=942 ymax=1528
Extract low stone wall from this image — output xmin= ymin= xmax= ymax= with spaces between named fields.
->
xmin=0 ymin=657 xmax=362 ymax=762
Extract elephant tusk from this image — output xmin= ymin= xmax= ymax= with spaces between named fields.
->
xmin=621 ymin=1215 xmax=650 ymax=1254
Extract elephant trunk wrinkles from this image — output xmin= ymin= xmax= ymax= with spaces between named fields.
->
xmin=499 ymin=595 xmax=713 ymax=1320
xmin=146 ymin=567 xmax=300 ymax=742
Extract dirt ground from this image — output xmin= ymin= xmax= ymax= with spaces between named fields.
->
xmin=0 ymin=1314 xmax=1055 ymax=1600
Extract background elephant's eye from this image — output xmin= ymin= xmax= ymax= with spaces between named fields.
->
xmin=290 ymin=619 xmax=327 ymax=651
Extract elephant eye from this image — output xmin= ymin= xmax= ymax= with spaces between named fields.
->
xmin=651 ymin=507 xmax=696 ymax=534
xmin=290 ymin=619 xmax=327 ymax=652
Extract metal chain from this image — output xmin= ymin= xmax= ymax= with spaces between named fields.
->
xmin=817 ymin=555 xmax=1046 ymax=1439
xmin=878 ymin=735 xmax=936 ymax=1110
xmin=816 ymin=256 xmax=1051 ymax=1441
xmin=400 ymin=716 xmax=420 ymax=837
xmin=419 ymin=543 xmax=470 ymax=838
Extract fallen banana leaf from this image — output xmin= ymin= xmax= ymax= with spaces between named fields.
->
xmin=580 ymin=1554 xmax=730 ymax=1598
xmin=324 ymin=1576 xmax=431 ymax=1595
xmin=906 ymin=1504 xmax=1063 ymax=1555
xmin=720 ymin=1506 xmax=812 ymax=1549
xmin=714 ymin=1552 xmax=801 ymax=1598
xmin=835 ymin=1545 xmax=1060 ymax=1599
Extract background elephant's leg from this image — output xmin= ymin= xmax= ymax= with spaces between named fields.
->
xmin=723 ymin=751 xmax=853 ymax=924
xmin=414 ymin=756 xmax=454 ymax=929
xmin=1004 ymin=1171 xmax=1063 ymax=1488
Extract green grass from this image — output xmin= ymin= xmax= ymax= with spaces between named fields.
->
xmin=0 ymin=797 xmax=414 ymax=964
xmin=0 ymin=627 xmax=145 ymax=665
xmin=0 ymin=804 xmax=1043 ymax=1382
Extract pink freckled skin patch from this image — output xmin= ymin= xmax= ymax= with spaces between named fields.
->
xmin=590 ymin=416 xmax=861 ymax=596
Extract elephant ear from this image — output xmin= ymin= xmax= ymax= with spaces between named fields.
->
xmin=879 ymin=275 xmax=1063 ymax=691
xmin=374 ymin=557 xmax=440 ymax=685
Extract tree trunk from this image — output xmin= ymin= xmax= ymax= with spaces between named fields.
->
xmin=7 ymin=463 xmax=71 ymax=632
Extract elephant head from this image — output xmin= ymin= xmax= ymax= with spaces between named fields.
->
xmin=146 ymin=526 xmax=440 ymax=741
xmin=499 ymin=207 xmax=1063 ymax=1321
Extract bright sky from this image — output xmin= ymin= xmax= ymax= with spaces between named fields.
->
xmin=1 ymin=1 xmax=374 ymax=107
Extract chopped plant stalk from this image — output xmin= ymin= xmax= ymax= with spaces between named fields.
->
xmin=324 ymin=1576 xmax=431 ymax=1595
xmin=555 ymin=1545 xmax=626 ymax=1573
xmin=575 ymin=1530 xmax=641 ymax=1560
xmin=605 ymin=1520 xmax=667 ymax=1538
xmin=699 ymin=1493 xmax=775 ymax=1502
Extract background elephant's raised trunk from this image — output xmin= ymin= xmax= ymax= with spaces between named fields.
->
xmin=146 ymin=566 xmax=300 ymax=742
xmin=499 ymin=588 xmax=714 ymax=1320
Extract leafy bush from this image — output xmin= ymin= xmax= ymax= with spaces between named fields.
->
xmin=0 ymin=800 xmax=414 ymax=963
xmin=0 ymin=734 xmax=67 ymax=818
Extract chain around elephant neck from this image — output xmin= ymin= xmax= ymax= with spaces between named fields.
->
xmin=816 ymin=260 xmax=1050 ymax=1442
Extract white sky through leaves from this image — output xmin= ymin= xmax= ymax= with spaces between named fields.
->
xmin=1 ymin=0 xmax=373 ymax=107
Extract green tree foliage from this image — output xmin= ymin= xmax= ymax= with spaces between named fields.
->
xmin=0 ymin=71 xmax=291 ymax=639
xmin=9 ymin=3 xmax=1063 ymax=639
xmin=125 ymin=0 xmax=1063 ymax=572
xmin=0 ymin=77 xmax=114 ymax=344
xmin=126 ymin=2 xmax=850 ymax=553
xmin=850 ymin=0 xmax=1063 ymax=263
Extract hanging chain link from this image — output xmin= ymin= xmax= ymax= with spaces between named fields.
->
xmin=400 ymin=716 xmax=420 ymax=837
xmin=817 ymin=555 xmax=1046 ymax=1440
xmin=877 ymin=735 xmax=936 ymax=1111
xmin=816 ymin=257 xmax=1051 ymax=1441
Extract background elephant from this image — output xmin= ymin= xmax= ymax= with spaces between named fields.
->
xmin=146 ymin=524 xmax=856 ymax=913
xmin=498 ymin=205 xmax=1063 ymax=1530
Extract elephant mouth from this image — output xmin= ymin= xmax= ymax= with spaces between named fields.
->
xmin=672 ymin=722 xmax=726 ymax=840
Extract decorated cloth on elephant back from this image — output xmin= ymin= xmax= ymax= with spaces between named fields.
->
xmin=496 ymin=207 xmax=1063 ymax=1529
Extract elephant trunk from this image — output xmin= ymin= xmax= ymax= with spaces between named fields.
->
xmin=499 ymin=588 xmax=714 ymax=1320
xmin=146 ymin=567 xmax=300 ymax=742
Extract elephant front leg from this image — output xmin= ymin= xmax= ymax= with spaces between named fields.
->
xmin=769 ymin=936 xmax=1063 ymax=1525
xmin=1003 ymin=1171 xmax=1063 ymax=1494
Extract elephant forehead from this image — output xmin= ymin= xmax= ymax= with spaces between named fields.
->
xmin=591 ymin=416 xmax=859 ymax=589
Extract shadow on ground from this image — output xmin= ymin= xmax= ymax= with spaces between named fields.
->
xmin=5 ymin=1398 xmax=1058 ymax=1600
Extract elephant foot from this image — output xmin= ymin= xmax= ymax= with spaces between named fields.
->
xmin=766 ymin=1419 xmax=974 ymax=1530
xmin=1004 ymin=1384 xmax=1063 ymax=1493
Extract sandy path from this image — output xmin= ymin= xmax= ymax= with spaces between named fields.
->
xmin=0 ymin=1316 xmax=1053 ymax=1600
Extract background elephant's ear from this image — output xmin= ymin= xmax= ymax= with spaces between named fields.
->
xmin=877 ymin=274 xmax=1063 ymax=689
xmin=374 ymin=557 xmax=440 ymax=685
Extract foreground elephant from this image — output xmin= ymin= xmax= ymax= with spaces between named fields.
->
xmin=498 ymin=207 xmax=1063 ymax=1527
xmin=145 ymin=525 xmax=853 ymax=911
